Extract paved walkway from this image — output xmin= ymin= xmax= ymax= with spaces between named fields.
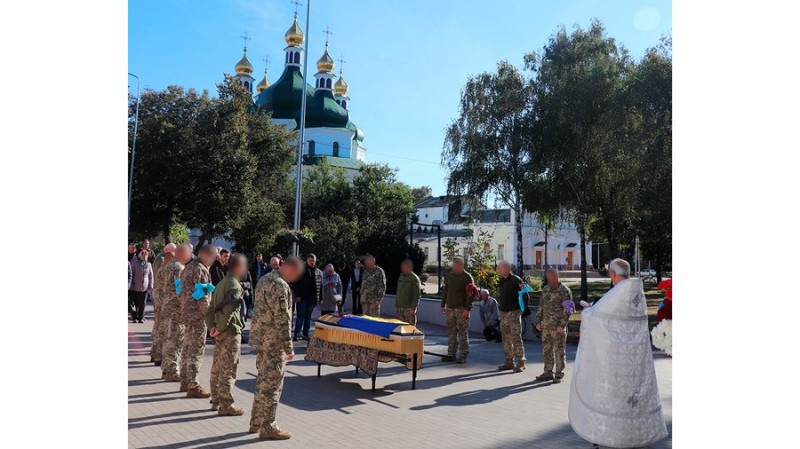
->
xmin=129 ymin=306 xmax=672 ymax=448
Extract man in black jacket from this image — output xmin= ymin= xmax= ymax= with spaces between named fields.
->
xmin=250 ymin=253 xmax=269 ymax=284
xmin=210 ymin=249 xmax=229 ymax=286
xmin=291 ymin=254 xmax=322 ymax=341
xmin=350 ymin=259 xmax=363 ymax=315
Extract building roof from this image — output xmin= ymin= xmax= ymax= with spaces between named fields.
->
xmin=255 ymin=65 xmax=314 ymax=121
xmin=444 ymin=208 xmax=511 ymax=225
xmin=307 ymin=155 xmax=364 ymax=170
xmin=415 ymin=195 xmax=453 ymax=208
xmin=412 ymin=228 xmax=471 ymax=242
xmin=300 ymin=88 xmax=349 ymax=128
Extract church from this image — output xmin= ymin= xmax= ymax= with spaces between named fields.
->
xmin=229 ymin=14 xmax=367 ymax=178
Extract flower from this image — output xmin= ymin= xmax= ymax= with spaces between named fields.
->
xmin=650 ymin=319 xmax=672 ymax=356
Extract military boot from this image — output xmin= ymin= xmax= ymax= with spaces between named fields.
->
xmin=456 ymin=355 xmax=467 ymax=364
xmin=248 ymin=423 xmax=262 ymax=434
xmin=186 ymin=386 xmax=211 ymax=398
xmin=210 ymin=400 xmax=219 ymax=411
xmin=218 ymin=405 xmax=244 ymax=416
xmin=440 ymin=355 xmax=456 ymax=362
xmin=535 ymin=372 xmax=554 ymax=381
xmin=497 ymin=360 xmax=515 ymax=371
xmin=179 ymin=383 xmax=188 ymax=392
xmin=514 ymin=360 xmax=527 ymax=373
xmin=260 ymin=428 xmax=292 ymax=440
xmin=164 ymin=374 xmax=182 ymax=382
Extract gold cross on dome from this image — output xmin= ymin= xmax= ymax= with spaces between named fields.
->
xmin=240 ymin=31 xmax=251 ymax=51
xmin=322 ymin=26 xmax=333 ymax=45
xmin=291 ymin=0 xmax=302 ymax=14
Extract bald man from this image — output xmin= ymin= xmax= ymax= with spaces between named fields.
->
xmin=160 ymin=245 xmax=191 ymax=381
xmin=153 ymin=242 xmax=177 ymax=274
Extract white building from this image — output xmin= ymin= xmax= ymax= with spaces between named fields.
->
xmin=413 ymin=196 xmax=593 ymax=271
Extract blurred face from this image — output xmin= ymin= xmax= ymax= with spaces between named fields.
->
xmin=306 ymin=256 xmax=316 ymax=267
xmin=452 ymin=259 xmax=464 ymax=274
xmin=139 ymin=251 xmax=148 ymax=261
xmin=280 ymin=263 xmax=301 ymax=283
xmin=270 ymin=257 xmax=280 ymax=269
xmin=480 ymin=291 xmax=489 ymax=301
xmin=128 ymin=244 xmax=136 ymax=253
xmin=220 ymin=252 xmax=230 ymax=265
xmin=326 ymin=265 xmax=334 ymax=274
xmin=401 ymin=261 xmax=412 ymax=274
xmin=354 ymin=261 xmax=361 ymax=269
xmin=256 ymin=253 xmax=263 ymax=262
xmin=498 ymin=263 xmax=511 ymax=277
xmin=176 ymin=246 xmax=192 ymax=264
xmin=200 ymin=248 xmax=218 ymax=267
xmin=546 ymin=271 xmax=559 ymax=286
xmin=365 ymin=257 xmax=376 ymax=269
xmin=142 ymin=240 xmax=150 ymax=251
xmin=164 ymin=252 xmax=175 ymax=264
xmin=230 ymin=259 xmax=247 ymax=279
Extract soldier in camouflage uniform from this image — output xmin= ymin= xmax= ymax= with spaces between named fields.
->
xmin=359 ymin=254 xmax=386 ymax=317
xmin=160 ymin=244 xmax=191 ymax=381
xmin=440 ymin=257 xmax=475 ymax=363
xmin=206 ymin=254 xmax=248 ymax=416
xmin=150 ymin=251 xmax=175 ymax=366
xmin=495 ymin=261 xmax=529 ymax=372
xmin=249 ymin=257 xmax=303 ymax=440
xmin=395 ymin=259 xmax=421 ymax=326
xmin=536 ymin=268 xmax=572 ymax=383
xmin=179 ymin=245 xmax=218 ymax=397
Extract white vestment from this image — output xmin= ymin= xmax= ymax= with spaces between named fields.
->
xmin=568 ymin=278 xmax=668 ymax=448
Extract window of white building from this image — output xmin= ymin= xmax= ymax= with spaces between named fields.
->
xmin=497 ymin=244 xmax=505 ymax=261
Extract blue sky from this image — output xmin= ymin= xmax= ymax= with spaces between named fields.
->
xmin=129 ymin=0 xmax=671 ymax=197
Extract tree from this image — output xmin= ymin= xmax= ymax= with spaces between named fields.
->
xmin=632 ymin=38 xmax=672 ymax=281
xmin=464 ymin=226 xmax=500 ymax=296
xmin=442 ymin=238 xmax=460 ymax=264
xmin=443 ymin=61 xmax=536 ymax=275
xmin=527 ymin=20 xmax=631 ymax=302
xmin=411 ymin=186 xmax=432 ymax=204
xmin=128 ymin=86 xmax=210 ymax=242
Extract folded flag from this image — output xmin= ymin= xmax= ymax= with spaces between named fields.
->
xmin=337 ymin=315 xmax=400 ymax=338
xmin=174 ymin=279 xmax=182 ymax=294
xmin=192 ymin=283 xmax=215 ymax=300
xmin=518 ymin=284 xmax=533 ymax=312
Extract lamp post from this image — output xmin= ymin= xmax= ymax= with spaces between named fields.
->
xmin=127 ymin=72 xmax=140 ymax=231
xmin=411 ymin=220 xmax=443 ymax=294
xmin=291 ymin=0 xmax=312 ymax=257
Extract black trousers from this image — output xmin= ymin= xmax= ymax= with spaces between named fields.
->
xmin=340 ymin=285 xmax=349 ymax=314
xmin=130 ymin=291 xmax=148 ymax=321
xmin=352 ymin=289 xmax=362 ymax=315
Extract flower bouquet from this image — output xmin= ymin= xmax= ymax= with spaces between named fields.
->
xmin=650 ymin=319 xmax=672 ymax=356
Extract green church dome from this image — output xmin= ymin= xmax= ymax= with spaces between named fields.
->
xmin=255 ymin=65 xmax=314 ymax=121
xmin=299 ymin=88 xmax=349 ymax=129
xmin=346 ymin=120 xmax=365 ymax=142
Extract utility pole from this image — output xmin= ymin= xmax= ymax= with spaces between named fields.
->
xmin=291 ymin=0 xmax=311 ymax=257
xmin=127 ymin=72 xmax=140 ymax=232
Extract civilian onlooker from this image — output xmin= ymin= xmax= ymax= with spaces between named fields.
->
xmin=291 ymin=254 xmax=322 ymax=341
xmin=477 ymin=288 xmax=501 ymax=342
xmin=129 ymin=250 xmax=154 ymax=323
xmin=269 ymin=256 xmax=281 ymax=271
xmin=320 ymin=264 xmax=343 ymax=315
xmin=210 ymin=248 xmax=229 ymax=286
xmin=335 ymin=261 xmax=351 ymax=314
xmin=350 ymin=259 xmax=363 ymax=315
xmin=128 ymin=243 xmax=137 ymax=261
xmin=140 ymin=239 xmax=156 ymax=263
xmin=251 ymin=253 xmax=269 ymax=283
xmin=240 ymin=264 xmax=255 ymax=322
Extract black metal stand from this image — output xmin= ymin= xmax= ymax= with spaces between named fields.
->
xmin=317 ymin=363 xmax=321 ymax=377
xmin=317 ymin=353 xmax=420 ymax=392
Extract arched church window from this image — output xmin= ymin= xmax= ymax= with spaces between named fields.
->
xmin=285 ymin=53 xmax=288 ymax=64
xmin=293 ymin=52 xmax=300 ymax=64
xmin=308 ymin=140 xmax=315 ymax=156
xmin=341 ymin=100 xmax=347 ymax=108
xmin=333 ymin=142 xmax=339 ymax=157
xmin=326 ymin=78 xmax=332 ymax=89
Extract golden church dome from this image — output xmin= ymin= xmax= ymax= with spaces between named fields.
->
xmin=256 ymin=71 xmax=270 ymax=93
xmin=235 ymin=49 xmax=253 ymax=75
xmin=316 ymin=44 xmax=334 ymax=72
xmin=333 ymin=70 xmax=348 ymax=96
xmin=284 ymin=14 xmax=304 ymax=46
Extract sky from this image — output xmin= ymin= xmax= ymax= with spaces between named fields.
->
xmin=129 ymin=0 xmax=671 ymax=197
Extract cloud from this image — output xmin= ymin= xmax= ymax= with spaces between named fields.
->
xmin=634 ymin=7 xmax=661 ymax=32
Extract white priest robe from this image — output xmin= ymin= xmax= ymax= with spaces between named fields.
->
xmin=568 ymin=278 xmax=668 ymax=448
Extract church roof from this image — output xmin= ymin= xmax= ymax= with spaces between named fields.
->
xmin=307 ymin=155 xmax=364 ymax=170
xmin=255 ymin=65 xmax=314 ymax=120
xmin=300 ymin=88 xmax=349 ymax=128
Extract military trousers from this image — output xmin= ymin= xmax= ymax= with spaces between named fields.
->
xmin=150 ymin=298 xmax=167 ymax=362
xmin=161 ymin=305 xmax=185 ymax=377
xmin=251 ymin=350 xmax=287 ymax=434
xmin=445 ymin=307 xmax=470 ymax=357
xmin=396 ymin=307 xmax=417 ymax=326
xmin=362 ymin=300 xmax=381 ymax=318
xmin=209 ymin=331 xmax=241 ymax=408
xmin=541 ymin=328 xmax=567 ymax=375
xmin=500 ymin=310 xmax=525 ymax=362
xmin=180 ymin=320 xmax=207 ymax=389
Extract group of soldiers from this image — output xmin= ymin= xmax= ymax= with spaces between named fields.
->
xmin=148 ymin=243 xmax=303 ymax=440
xmin=439 ymin=256 xmax=573 ymax=382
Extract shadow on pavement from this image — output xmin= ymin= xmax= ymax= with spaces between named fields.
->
xmin=137 ymin=431 xmax=252 ymax=449
xmin=128 ymin=409 xmax=208 ymax=423
xmin=410 ymin=380 xmax=552 ymax=411
xmin=128 ymin=411 xmax=219 ymax=430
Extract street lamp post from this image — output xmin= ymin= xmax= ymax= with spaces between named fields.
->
xmin=411 ymin=220 xmax=443 ymax=294
xmin=291 ymin=0 xmax=312 ymax=257
xmin=128 ymin=72 xmax=140 ymax=231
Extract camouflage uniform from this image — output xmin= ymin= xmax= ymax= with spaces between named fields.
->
xmin=360 ymin=266 xmax=386 ymax=317
xmin=537 ymin=282 xmax=572 ymax=376
xmin=206 ymin=274 xmax=245 ymax=409
xmin=395 ymin=272 xmax=421 ymax=326
xmin=497 ymin=274 xmax=528 ymax=364
xmin=179 ymin=259 xmax=213 ymax=389
xmin=157 ymin=260 xmax=185 ymax=378
xmin=149 ymin=262 xmax=175 ymax=362
xmin=441 ymin=271 xmax=475 ymax=358
xmin=250 ymin=271 xmax=293 ymax=435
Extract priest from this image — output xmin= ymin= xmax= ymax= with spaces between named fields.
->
xmin=569 ymin=258 xmax=668 ymax=448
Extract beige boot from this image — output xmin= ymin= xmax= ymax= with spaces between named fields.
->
xmin=260 ymin=428 xmax=292 ymax=440
xmin=186 ymin=386 xmax=211 ymax=398
xmin=514 ymin=360 xmax=526 ymax=373
xmin=497 ymin=360 xmax=515 ymax=371
xmin=218 ymin=405 xmax=244 ymax=416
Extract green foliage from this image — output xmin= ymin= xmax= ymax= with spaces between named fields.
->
xmin=442 ymin=238 xmax=460 ymax=264
xmin=411 ymin=186 xmax=432 ymax=205
xmin=169 ymin=222 xmax=190 ymax=244
xmin=464 ymin=227 xmax=500 ymax=296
